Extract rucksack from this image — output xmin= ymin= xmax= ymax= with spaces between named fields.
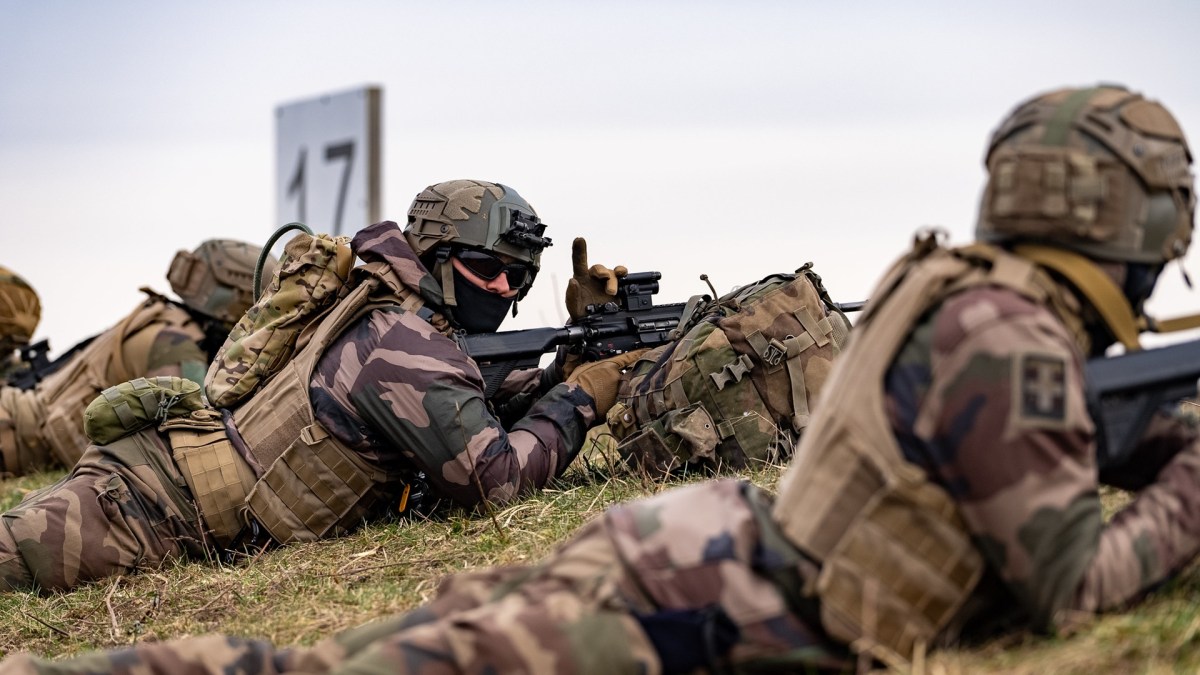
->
xmin=204 ymin=232 xmax=354 ymax=409
xmin=605 ymin=263 xmax=850 ymax=475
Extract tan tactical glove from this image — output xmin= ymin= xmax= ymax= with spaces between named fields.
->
xmin=566 ymin=348 xmax=648 ymax=414
xmin=564 ymin=237 xmax=628 ymax=322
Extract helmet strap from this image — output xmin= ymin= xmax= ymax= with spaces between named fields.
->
xmin=1013 ymin=244 xmax=1142 ymax=351
xmin=435 ymin=246 xmax=457 ymax=308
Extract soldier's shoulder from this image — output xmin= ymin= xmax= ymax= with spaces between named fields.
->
xmin=932 ymin=285 xmax=1068 ymax=354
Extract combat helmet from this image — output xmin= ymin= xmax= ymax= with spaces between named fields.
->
xmin=404 ymin=179 xmax=551 ymax=304
xmin=168 ymin=239 xmax=278 ymax=325
xmin=977 ymin=84 xmax=1195 ymax=265
xmin=0 ymin=266 xmax=40 ymax=352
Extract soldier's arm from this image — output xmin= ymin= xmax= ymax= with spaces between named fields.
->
xmin=917 ymin=292 xmax=1200 ymax=631
xmin=331 ymin=309 xmax=597 ymax=508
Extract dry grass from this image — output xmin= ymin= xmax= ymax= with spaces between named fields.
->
xmin=1 ymin=460 xmax=1198 ymax=672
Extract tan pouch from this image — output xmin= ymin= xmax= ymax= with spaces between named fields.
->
xmin=162 ymin=410 xmax=257 ymax=549
xmin=615 ymin=402 xmax=720 ymax=476
xmin=809 ymin=441 xmax=983 ymax=668
xmin=245 ymin=422 xmax=386 ymax=544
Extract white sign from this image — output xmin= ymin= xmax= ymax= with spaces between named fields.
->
xmin=275 ymin=85 xmax=382 ymax=236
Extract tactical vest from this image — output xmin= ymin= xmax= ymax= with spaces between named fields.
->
xmin=182 ymin=259 xmax=444 ymax=547
xmin=606 ymin=265 xmax=850 ymax=475
xmin=0 ymin=293 xmax=199 ymax=474
xmin=771 ymin=233 xmax=1084 ymax=667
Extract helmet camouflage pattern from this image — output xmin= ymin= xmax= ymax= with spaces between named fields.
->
xmin=168 ymin=239 xmax=278 ymax=325
xmin=403 ymin=179 xmax=551 ymax=300
xmin=977 ymin=84 xmax=1195 ymax=264
xmin=0 ymin=265 xmax=40 ymax=350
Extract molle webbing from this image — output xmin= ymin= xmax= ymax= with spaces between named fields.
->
xmin=233 ymin=261 xmax=430 ymax=544
xmin=772 ymin=238 xmax=1079 ymax=666
xmin=610 ymin=268 xmax=844 ymax=475
xmin=162 ymin=410 xmax=257 ymax=549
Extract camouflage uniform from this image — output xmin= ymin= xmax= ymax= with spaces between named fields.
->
xmin=10 ymin=254 xmax=1200 ymax=672
xmin=0 ymin=221 xmax=598 ymax=593
xmin=0 ymin=236 xmax=272 ymax=478
xmin=0 ymin=292 xmax=208 ymax=475
xmin=6 ymin=86 xmax=1199 ymax=673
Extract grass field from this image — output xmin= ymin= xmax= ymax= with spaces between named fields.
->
xmin=0 ymin=457 xmax=1198 ymax=673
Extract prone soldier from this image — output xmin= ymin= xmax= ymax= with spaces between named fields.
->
xmin=5 ymin=84 xmax=1195 ymax=674
xmin=0 ymin=266 xmax=41 ymax=385
xmin=0 ymin=180 xmax=637 ymax=593
xmin=0 ymin=239 xmax=273 ymax=477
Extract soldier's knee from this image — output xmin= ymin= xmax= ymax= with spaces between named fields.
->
xmin=0 ymin=526 xmax=35 ymax=592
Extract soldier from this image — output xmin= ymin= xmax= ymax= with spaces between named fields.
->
xmin=0 ymin=179 xmax=637 ymax=594
xmin=0 ymin=239 xmax=272 ymax=477
xmin=0 ymin=266 xmax=41 ymax=385
xmin=5 ymin=85 xmax=1193 ymax=674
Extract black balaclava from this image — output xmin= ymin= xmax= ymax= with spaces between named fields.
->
xmin=1122 ymin=262 xmax=1163 ymax=318
xmin=449 ymin=267 xmax=515 ymax=333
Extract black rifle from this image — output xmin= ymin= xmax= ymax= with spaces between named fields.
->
xmin=7 ymin=335 xmax=98 ymax=391
xmin=459 ymin=272 xmax=686 ymax=398
xmin=459 ymin=271 xmax=867 ymax=399
xmin=1086 ymin=338 xmax=1200 ymax=471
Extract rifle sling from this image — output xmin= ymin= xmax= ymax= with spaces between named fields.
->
xmin=1143 ymin=312 xmax=1200 ymax=334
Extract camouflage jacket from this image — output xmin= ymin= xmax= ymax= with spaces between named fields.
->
xmin=307 ymin=223 xmax=598 ymax=509
xmin=0 ymin=295 xmax=208 ymax=474
xmin=886 ymin=283 xmax=1200 ymax=633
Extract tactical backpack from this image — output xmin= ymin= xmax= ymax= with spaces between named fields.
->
xmin=605 ymin=263 xmax=850 ymax=475
xmin=204 ymin=232 xmax=354 ymax=408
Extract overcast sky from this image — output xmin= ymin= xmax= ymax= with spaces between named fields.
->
xmin=2 ymin=0 xmax=1198 ymax=352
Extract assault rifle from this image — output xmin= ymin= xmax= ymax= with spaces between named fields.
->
xmin=458 ymin=271 xmax=866 ymax=399
xmin=459 ymin=272 xmax=686 ymax=398
xmin=7 ymin=335 xmax=97 ymax=391
xmin=1086 ymin=337 xmax=1200 ymax=471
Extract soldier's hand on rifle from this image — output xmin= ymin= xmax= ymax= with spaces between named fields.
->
xmin=565 ymin=237 xmax=628 ymax=322
xmin=567 ymin=348 xmax=647 ymax=414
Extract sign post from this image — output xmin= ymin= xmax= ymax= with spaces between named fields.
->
xmin=275 ymin=86 xmax=382 ymax=236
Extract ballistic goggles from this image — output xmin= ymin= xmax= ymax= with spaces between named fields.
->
xmin=455 ymin=249 xmax=534 ymax=290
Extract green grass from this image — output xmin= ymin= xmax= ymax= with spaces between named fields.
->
xmin=1 ymin=462 xmax=1198 ymax=673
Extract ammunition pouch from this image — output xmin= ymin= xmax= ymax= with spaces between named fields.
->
xmin=245 ymin=421 xmax=394 ymax=544
xmin=161 ymin=409 xmax=257 ymax=550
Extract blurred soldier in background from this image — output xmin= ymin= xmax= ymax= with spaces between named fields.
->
xmin=0 ymin=266 xmax=41 ymax=385
xmin=0 ymin=179 xmax=636 ymax=593
xmin=6 ymin=85 xmax=1194 ymax=674
xmin=0 ymin=239 xmax=272 ymax=477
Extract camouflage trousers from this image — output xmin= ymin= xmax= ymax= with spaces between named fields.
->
xmin=0 ymin=429 xmax=208 ymax=593
xmin=0 ymin=481 xmax=848 ymax=675
xmin=0 ymin=519 xmax=663 ymax=675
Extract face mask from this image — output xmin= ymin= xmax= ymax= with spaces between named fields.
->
xmin=1123 ymin=262 xmax=1163 ymax=316
xmin=449 ymin=267 xmax=515 ymax=333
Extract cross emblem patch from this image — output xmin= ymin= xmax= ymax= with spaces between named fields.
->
xmin=1019 ymin=353 xmax=1067 ymax=422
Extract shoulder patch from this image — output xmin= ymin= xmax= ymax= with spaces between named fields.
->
xmin=1016 ymin=353 xmax=1067 ymax=424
